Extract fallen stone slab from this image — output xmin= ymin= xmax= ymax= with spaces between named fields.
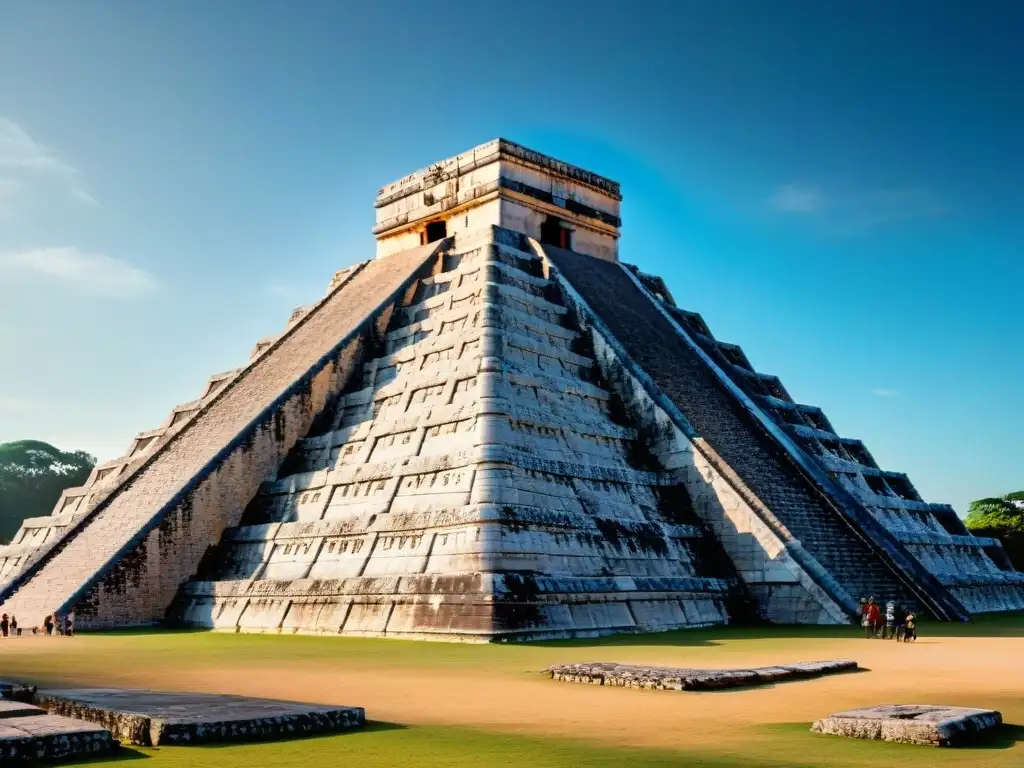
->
xmin=811 ymin=705 xmax=1002 ymax=746
xmin=35 ymin=689 xmax=366 ymax=746
xmin=0 ymin=713 xmax=118 ymax=763
xmin=0 ymin=681 xmax=38 ymax=703
xmin=545 ymin=659 xmax=857 ymax=690
xmin=0 ymin=700 xmax=44 ymax=719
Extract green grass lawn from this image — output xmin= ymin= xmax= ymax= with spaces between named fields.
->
xmin=71 ymin=721 xmax=1024 ymax=768
xmin=1 ymin=616 xmax=1020 ymax=768
xmin=11 ymin=611 xmax=1021 ymax=683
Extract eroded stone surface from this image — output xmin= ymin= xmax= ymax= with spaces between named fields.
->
xmin=546 ymin=659 xmax=857 ymax=690
xmin=811 ymin=705 xmax=1002 ymax=746
xmin=1 ymin=138 xmax=1021 ymax=642
xmin=36 ymin=689 xmax=366 ymax=746
xmin=0 ymin=681 xmax=38 ymax=704
xmin=0 ymin=713 xmax=118 ymax=763
xmin=0 ymin=700 xmax=44 ymax=719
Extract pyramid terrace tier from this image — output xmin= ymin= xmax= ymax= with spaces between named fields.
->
xmin=170 ymin=230 xmax=745 ymax=639
xmin=7 ymin=218 xmax=1019 ymax=638
xmin=542 ymin=242 xmax=979 ymax=623
xmin=0 ymin=242 xmax=445 ymax=629
xmin=640 ymin=278 xmax=1024 ymax=615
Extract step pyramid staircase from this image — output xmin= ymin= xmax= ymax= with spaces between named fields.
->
xmin=1 ymin=138 xmax=1021 ymax=639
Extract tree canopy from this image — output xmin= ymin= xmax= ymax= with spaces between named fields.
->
xmin=0 ymin=441 xmax=96 ymax=544
xmin=965 ymin=490 xmax=1024 ymax=570
xmin=964 ymin=492 xmax=1024 ymax=534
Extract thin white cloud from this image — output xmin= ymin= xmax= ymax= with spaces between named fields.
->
xmin=871 ymin=388 xmax=898 ymax=397
xmin=0 ymin=247 xmax=158 ymax=298
xmin=70 ymin=186 xmax=98 ymax=206
xmin=768 ymin=184 xmax=823 ymax=212
xmin=0 ymin=118 xmax=97 ymax=207
xmin=767 ymin=183 xmax=945 ymax=231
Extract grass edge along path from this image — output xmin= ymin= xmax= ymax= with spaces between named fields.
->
xmin=71 ymin=720 xmax=1024 ymax=768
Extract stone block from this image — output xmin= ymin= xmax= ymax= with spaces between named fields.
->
xmin=811 ymin=705 xmax=1002 ymax=747
xmin=0 ymin=713 xmax=118 ymax=763
xmin=0 ymin=682 xmax=38 ymax=704
xmin=35 ymin=689 xmax=366 ymax=747
xmin=546 ymin=659 xmax=856 ymax=691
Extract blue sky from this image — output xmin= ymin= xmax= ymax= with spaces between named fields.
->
xmin=0 ymin=1 xmax=1020 ymax=513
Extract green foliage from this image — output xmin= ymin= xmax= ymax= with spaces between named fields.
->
xmin=965 ymin=491 xmax=1024 ymax=569
xmin=0 ymin=440 xmax=96 ymax=544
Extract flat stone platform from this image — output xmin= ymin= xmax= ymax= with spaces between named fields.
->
xmin=0 ymin=681 xmax=37 ymax=703
xmin=0 ymin=705 xmax=118 ymax=763
xmin=811 ymin=705 xmax=1002 ymax=746
xmin=546 ymin=659 xmax=857 ymax=690
xmin=35 ymin=689 xmax=366 ymax=746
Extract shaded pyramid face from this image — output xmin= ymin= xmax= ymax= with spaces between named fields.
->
xmin=172 ymin=228 xmax=741 ymax=639
xmin=1 ymin=138 xmax=1021 ymax=638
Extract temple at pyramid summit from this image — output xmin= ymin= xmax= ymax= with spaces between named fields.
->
xmin=2 ymin=138 xmax=1023 ymax=639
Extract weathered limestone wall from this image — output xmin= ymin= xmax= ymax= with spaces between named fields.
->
xmin=374 ymin=139 xmax=621 ymax=262
xmin=658 ymin=299 xmax=1024 ymax=615
xmin=544 ymin=252 xmax=848 ymax=625
xmin=172 ymin=226 xmax=733 ymax=641
xmin=75 ymin=348 xmax=359 ymax=628
xmin=499 ymin=198 xmax=617 ymax=263
xmin=0 ymin=244 xmax=442 ymax=628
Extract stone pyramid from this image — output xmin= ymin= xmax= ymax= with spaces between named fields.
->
xmin=2 ymin=139 xmax=1022 ymax=640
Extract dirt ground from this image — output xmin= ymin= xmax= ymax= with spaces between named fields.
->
xmin=2 ymin=630 xmax=1019 ymax=754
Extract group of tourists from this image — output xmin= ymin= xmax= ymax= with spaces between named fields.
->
xmin=0 ymin=614 xmax=17 ymax=637
xmin=0 ymin=611 xmax=74 ymax=638
xmin=860 ymin=597 xmax=916 ymax=642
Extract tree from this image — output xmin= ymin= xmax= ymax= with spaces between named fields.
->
xmin=964 ymin=491 xmax=1024 ymax=570
xmin=0 ymin=441 xmax=96 ymax=544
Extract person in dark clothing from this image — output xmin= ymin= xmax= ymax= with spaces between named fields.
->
xmin=11 ymin=616 xmax=17 ymax=636
xmin=0 ymin=614 xmax=8 ymax=637
xmin=43 ymin=615 xmax=54 ymax=636
xmin=903 ymin=612 xmax=917 ymax=642
xmin=893 ymin=604 xmax=908 ymax=641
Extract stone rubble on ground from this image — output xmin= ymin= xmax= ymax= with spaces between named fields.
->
xmin=545 ymin=659 xmax=857 ymax=690
xmin=35 ymin=689 xmax=367 ymax=746
xmin=0 ymin=690 xmax=119 ymax=763
xmin=811 ymin=704 xmax=1002 ymax=746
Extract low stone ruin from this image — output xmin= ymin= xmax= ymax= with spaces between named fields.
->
xmin=811 ymin=704 xmax=1002 ymax=746
xmin=0 ymin=691 xmax=119 ymax=763
xmin=35 ymin=689 xmax=366 ymax=746
xmin=545 ymin=659 xmax=857 ymax=690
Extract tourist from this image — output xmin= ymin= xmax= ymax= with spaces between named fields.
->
xmin=893 ymin=604 xmax=907 ymax=641
xmin=43 ymin=614 xmax=54 ymax=636
xmin=0 ymin=614 xmax=8 ymax=637
xmin=883 ymin=601 xmax=896 ymax=639
xmin=859 ymin=598 xmax=870 ymax=638
xmin=10 ymin=616 xmax=17 ymax=637
xmin=903 ymin=612 xmax=917 ymax=642
xmin=66 ymin=612 xmax=74 ymax=637
xmin=865 ymin=598 xmax=882 ymax=638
